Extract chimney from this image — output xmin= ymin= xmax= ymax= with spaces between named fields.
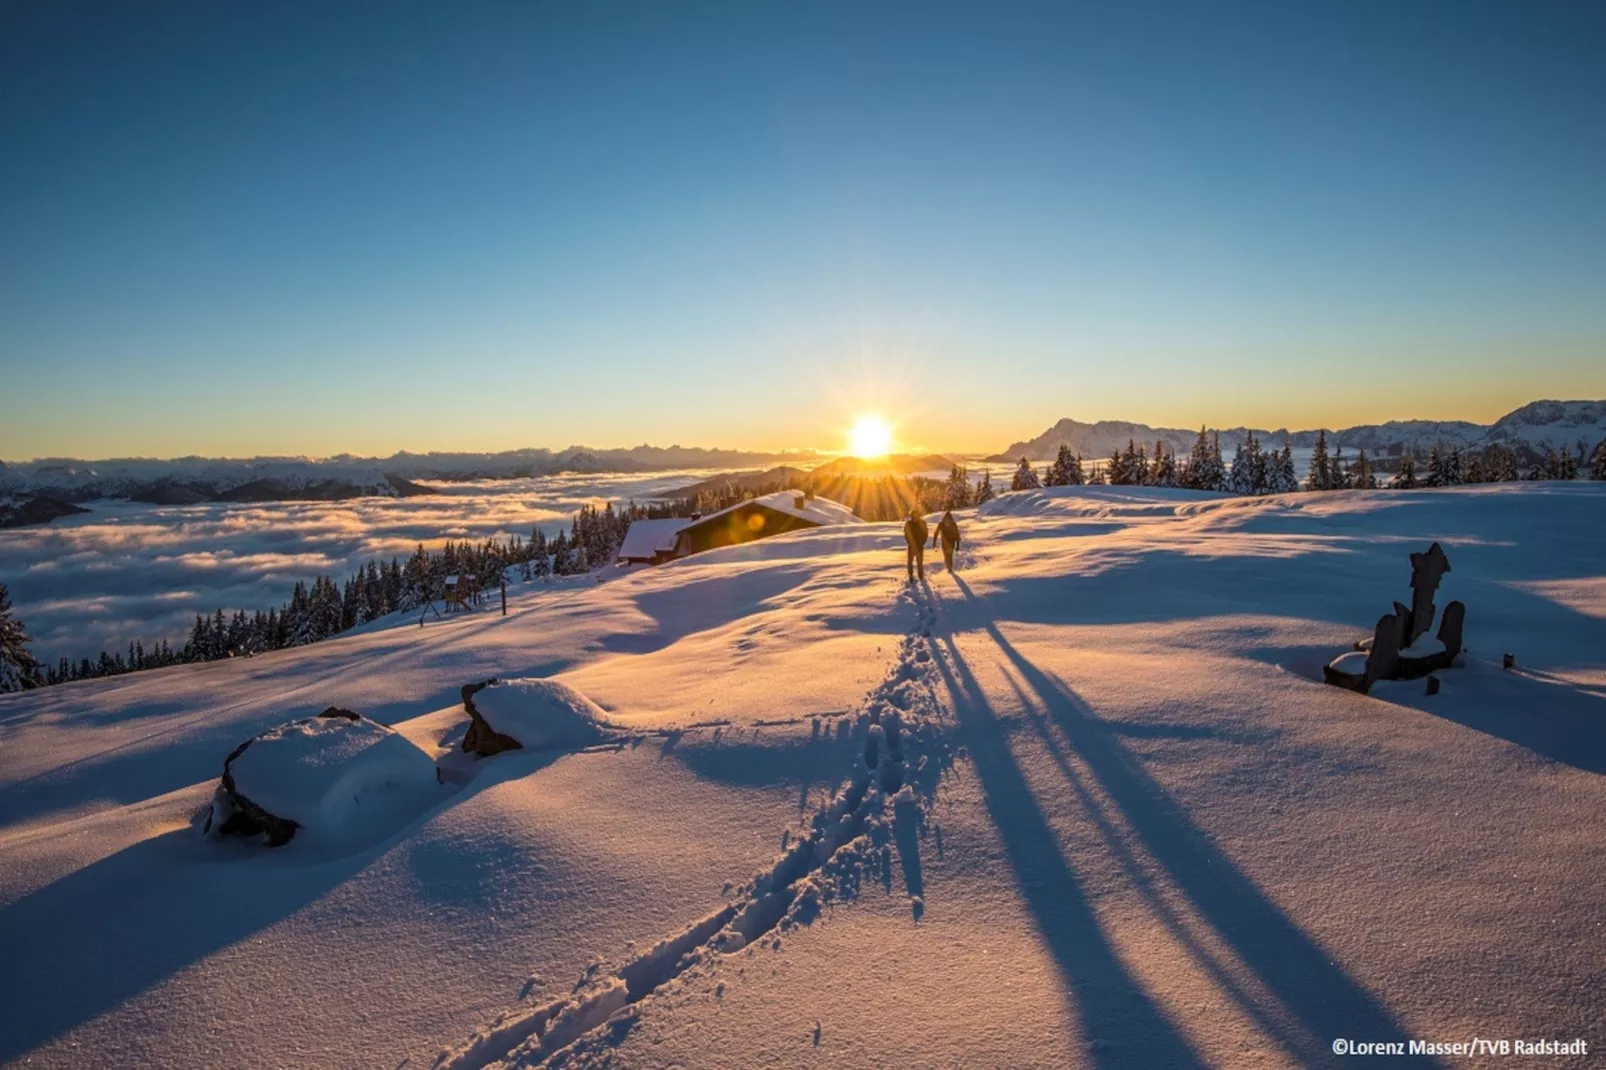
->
xmin=804 ymin=488 xmax=815 ymax=501
xmin=793 ymin=494 xmax=806 ymax=510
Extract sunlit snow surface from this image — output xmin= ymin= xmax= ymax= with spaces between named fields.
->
xmin=1 ymin=482 xmax=1602 ymax=1069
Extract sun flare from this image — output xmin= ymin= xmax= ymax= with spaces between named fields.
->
xmin=847 ymin=414 xmax=894 ymax=459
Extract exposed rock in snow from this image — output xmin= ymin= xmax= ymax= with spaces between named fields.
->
xmin=460 ymin=677 xmax=610 ymax=757
xmin=200 ymin=707 xmax=438 ymax=846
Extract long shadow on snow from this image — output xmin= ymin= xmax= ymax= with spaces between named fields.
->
xmin=1003 ymin=674 xmax=1312 ymax=1061
xmin=920 ymin=591 xmax=1206 ymax=1067
xmin=597 ymin=564 xmax=823 ymax=655
xmin=1368 ymin=664 xmax=1606 ymax=776
xmin=0 ymin=746 xmax=565 ymax=1064
xmin=948 ymin=575 xmax=1435 ymax=1066
xmin=665 ymin=730 xmax=861 ymax=811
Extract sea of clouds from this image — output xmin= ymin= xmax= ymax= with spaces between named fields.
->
xmin=1 ymin=470 xmax=711 ymax=664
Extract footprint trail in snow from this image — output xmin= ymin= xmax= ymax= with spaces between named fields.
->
xmin=435 ymin=590 xmax=953 ymax=1070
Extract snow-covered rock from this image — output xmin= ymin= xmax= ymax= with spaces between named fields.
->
xmin=461 ymin=677 xmax=610 ymax=756
xmin=200 ymin=708 xmax=438 ymax=846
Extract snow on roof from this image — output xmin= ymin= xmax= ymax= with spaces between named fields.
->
xmin=617 ymin=517 xmax=689 ymax=560
xmin=692 ymin=490 xmax=861 ymax=529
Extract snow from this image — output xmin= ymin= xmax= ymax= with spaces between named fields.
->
xmin=1 ymin=481 xmax=1603 ymax=1068
xmin=697 ymin=490 xmax=862 ymax=529
xmin=216 ymin=712 xmax=441 ymax=843
xmin=1328 ymin=650 xmax=1369 ymax=674
xmin=469 ymin=678 xmax=612 ymax=751
xmin=615 ymin=517 xmax=686 ymax=562
xmin=1398 ymin=635 xmax=1446 ymax=658
xmin=989 ymin=400 xmax=1606 ymax=464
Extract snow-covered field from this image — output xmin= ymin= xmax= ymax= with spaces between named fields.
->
xmin=1 ymin=483 xmax=1602 ymax=1068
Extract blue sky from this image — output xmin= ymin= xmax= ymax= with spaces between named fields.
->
xmin=3 ymin=1 xmax=1603 ymax=458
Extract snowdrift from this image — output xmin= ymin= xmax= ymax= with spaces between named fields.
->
xmin=462 ymin=677 xmax=612 ymax=755
xmin=200 ymin=708 xmax=439 ymax=846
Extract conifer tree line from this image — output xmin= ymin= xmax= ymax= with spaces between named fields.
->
xmin=999 ymin=429 xmax=1606 ymax=497
xmin=19 ymin=500 xmax=670 ymax=691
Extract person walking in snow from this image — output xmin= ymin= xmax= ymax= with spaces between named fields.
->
xmin=903 ymin=510 xmax=928 ymax=582
xmin=933 ymin=509 xmax=961 ymax=572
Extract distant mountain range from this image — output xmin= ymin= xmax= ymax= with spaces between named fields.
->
xmin=4 ymin=402 xmax=1601 ymax=531
xmin=0 ymin=444 xmax=828 ymax=518
xmin=670 ymin=454 xmax=957 ymax=499
xmin=987 ymin=400 xmax=1606 ymax=466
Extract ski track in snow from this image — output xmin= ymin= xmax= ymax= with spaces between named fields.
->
xmin=435 ymin=585 xmax=955 ymax=1070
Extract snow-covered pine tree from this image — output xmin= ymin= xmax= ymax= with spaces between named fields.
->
xmin=1262 ymin=443 xmax=1290 ymax=494
xmin=1351 ymin=448 xmax=1377 ymax=490
xmin=1239 ymin=433 xmax=1265 ymax=491
xmin=1183 ymin=427 xmax=1211 ymax=490
xmin=530 ymin=530 xmax=551 ymax=577
xmin=1424 ymin=445 xmax=1448 ymax=487
xmin=1228 ymin=440 xmax=1251 ymax=496
xmin=1308 ymin=430 xmax=1331 ymax=491
xmin=1484 ymin=443 xmax=1517 ymax=482
xmin=945 ymin=465 xmax=973 ymax=508
xmin=1394 ymin=456 xmax=1418 ymax=489
xmin=1085 ymin=462 xmax=1106 ymax=485
xmin=1208 ymin=432 xmax=1226 ymax=491
xmin=341 ymin=572 xmax=364 ymax=630
xmin=550 ymin=531 xmax=572 ymax=574
xmin=1150 ymin=442 xmax=1177 ymax=487
xmin=1114 ymin=440 xmax=1144 ymax=486
xmin=1011 ymin=457 xmax=1040 ymax=491
xmin=1052 ymin=444 xmax=1079 ymax=487
xmin=1446 ymin=447 xmax=1465 ymax=485
xmin=1330 ymin=445 xmax=1350 ymax=490
xmin=1105 ymin=448 xmax=1125 ymax=486
xmin=974 ymin=470 xmax=995 ymax=504
xmin=1462 ymin=453 xmax=1485 ymax=484
xmin=0 ymin=584 xmax=44 ymax=693
xmin=1043 ymin=451 xmax=1063 ymax=487
xmin=1555 ymin=447 xmax=1579 ymax=481
xmin=1592 ymin=439 xmax=1606 ymax=480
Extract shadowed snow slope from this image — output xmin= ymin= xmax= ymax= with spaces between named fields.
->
xmin=1 ymin=483 xmax=1603 ymax=1068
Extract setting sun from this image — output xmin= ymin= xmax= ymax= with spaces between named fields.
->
xmin=847 ymin=415 xmax=894 ymax=458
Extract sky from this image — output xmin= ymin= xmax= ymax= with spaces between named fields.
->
xmin=2 ymin=0 xmax=1604 ymax=460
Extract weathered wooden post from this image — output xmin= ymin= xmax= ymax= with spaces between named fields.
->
xmin=500 ymin=577 xmax=507 ymax=616
xmin=1407 ymin=542 xmax=1451 ymax=645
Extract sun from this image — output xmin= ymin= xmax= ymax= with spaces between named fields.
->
xmin=847 ymin=414 xmax=894 ymax=459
